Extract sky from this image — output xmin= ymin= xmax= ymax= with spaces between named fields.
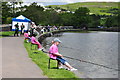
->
xmin=21 ymin=0 xmax=119 ymax=6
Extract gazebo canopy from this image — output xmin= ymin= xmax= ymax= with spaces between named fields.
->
xmin=12 ymin=15 xmax=31 ymax=22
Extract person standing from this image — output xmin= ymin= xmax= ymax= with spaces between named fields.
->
xmin=14 ymin=23 xmax=19 ymax=37
xmin=21 ymin=23 xmax=25 ymax=35
xmin=47 ymin=25 xmax=50 ymax=32
xmin=41 ymin=27 xmax=44 ymax=34
xmin=30 ymin=23 xmax=35 ymax=36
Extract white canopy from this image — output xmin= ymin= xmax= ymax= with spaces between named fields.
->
xmin=12 ymin=15 xmax=31 ymax=31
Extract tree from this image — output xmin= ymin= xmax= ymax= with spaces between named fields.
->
xmin=6 ymin=17 xmax=12 ymax=24
xmin=10 ymin=2 xmax=18 ymax=17
xmin=73 ymin=7 xmax=91 ymax=29
xmin=59 ymin=13 xmax=74 ymax=26
xmin=2 ymin=2 xmax=11 ymax=24
xmin=105 ymin=15 xmax=118 ymax=28
xmin=9 ymin=0 xmax=23 ymax=17
xmin=89 ymin=14 xmax=101 ymax=28
xmin=23 ymin=2 xmax=44 ymax=25
xmin=2 ymin=1 xmax=24 ymax=24
xmin=44 ymin=10 xmax=61 ymax=25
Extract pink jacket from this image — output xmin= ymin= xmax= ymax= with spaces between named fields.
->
xmin=49 ymin=44 xmax=58 ymax=59
xmin=24 ymin=33 xmax=29 ymax=38
xmin=31 ymin=36 xmax=37 ymax=44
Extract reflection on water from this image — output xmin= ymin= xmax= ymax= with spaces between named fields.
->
xmin=42 ymin=32 xmax=118 ymax=78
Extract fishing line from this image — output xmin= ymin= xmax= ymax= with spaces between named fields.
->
xmin=44 ymin=42 xmax=82 ymax=51
xmin=43 ymin=41 xmax=119 ymax=71
xmin=61 ymin=40 xmax=118 ymax=70
xmin=43 ymin=49 xmax=119 ymax=71
xmin=63 ymin=55 xmax=119 ymax=71
xmin=70 ymin=60 xmax=80 ymax=66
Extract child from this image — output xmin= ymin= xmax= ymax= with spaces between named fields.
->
xmin=24 ymin=31 xmax=31 ymax=42
xmin=31 ymin=34 xmax=43 ymax=51
xmin=49 ymin=38 xmax=77 ymax=71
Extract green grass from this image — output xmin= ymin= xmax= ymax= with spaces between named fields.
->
xmin=48 ymin=2 xmax=119 ymax=15
xmin=0 ymin=31 xmax=15 ymax=38
xmin=24 ymin=42 xmax=80 ymax=79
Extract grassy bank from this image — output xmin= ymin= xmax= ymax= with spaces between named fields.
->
xmin=24 ymin=42 xmax=80 ymax=79
xmin=49 ymin=2 xmax=119 ymax=15
xmin=0 ymin=31 xmax=15 ymax=38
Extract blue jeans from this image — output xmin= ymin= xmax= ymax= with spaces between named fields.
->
xmin=56 ymin=56 xmax=66 ymax=65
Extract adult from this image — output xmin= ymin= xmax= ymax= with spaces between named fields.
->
xmin=49 ymin=38 xmax=77 ymax=71
xmin=20 ymin=23 xmax=25 ymax=34
xmin=30 ymin=22 xmax=35 ymax=36
xmin=47 ymin=25 xmax=50 ymax=32
xmin=41 ymin=27 xmax=44 ymax=34
xmin=14 ymin=23 xmax=19 ymax=37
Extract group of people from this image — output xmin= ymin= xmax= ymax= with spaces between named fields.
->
xmin=24 ymin=32 xmax=77 ymax=71
xmin=14 ymin=22 xmax=77 ymax=71
xmin=24 ymin=31 xmax=77 ymax=71
xmin=14 ymin=23 xmax=25 ymax=37
xmin=24 ymin=30 xmax=43 ymax=51
xmin=13 ymin=22 xmax=66 ymax=37
xmin=14 ymin=22 xmax=39 ymax=37
xmin=38 ymin=25 xmax=61 ymax=34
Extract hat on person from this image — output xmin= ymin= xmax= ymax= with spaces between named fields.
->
xmin=53 ymin=38 xmax=62 ymax=43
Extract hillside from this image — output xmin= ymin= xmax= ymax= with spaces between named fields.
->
xmin=47 ymin=2 xmax=119 ymax=15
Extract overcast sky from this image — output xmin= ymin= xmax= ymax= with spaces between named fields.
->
xmin=21 ymin=0 xmax=119 ymax=6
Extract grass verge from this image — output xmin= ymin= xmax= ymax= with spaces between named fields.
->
xmin=49 ymin=2 xmax=118 ymax=15
xmin=0 ymin=31 xmax=15 ymax=38
xmin=24 ymin=42 xmax=80 ymax=79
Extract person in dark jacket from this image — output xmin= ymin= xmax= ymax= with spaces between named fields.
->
xmin=14 ymin=23 xmax=19 ymax=37
xmin=20 ymin=23 xmax=25 ymax=35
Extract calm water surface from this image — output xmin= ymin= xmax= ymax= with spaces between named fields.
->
xmin=42 ymin=32 xmax=118 ymax=78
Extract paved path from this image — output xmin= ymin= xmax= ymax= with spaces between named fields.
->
xmin=2 ymin=36 xmax=47 ymax=78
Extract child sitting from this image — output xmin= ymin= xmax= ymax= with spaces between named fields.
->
xmin=24 ymin=31 xmax=31 ymax=42
xmin=49 ymin=38 xmax=77 ymax=71
xmin=31 ymin=34 xmax=43 ymax=51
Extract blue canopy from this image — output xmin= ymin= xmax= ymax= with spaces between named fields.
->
xmin=12 ymin=15 xmax=31 ymax=22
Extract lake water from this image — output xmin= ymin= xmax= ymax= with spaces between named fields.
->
xmin=42 ymin=32 xmax=118 ymax=78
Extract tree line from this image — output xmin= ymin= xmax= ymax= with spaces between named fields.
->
xmin=2 ymin=2 xmax=120 ymax=29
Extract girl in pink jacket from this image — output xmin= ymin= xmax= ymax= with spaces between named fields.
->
xmin=31 ymin=34 xmax=43 ymax=51
xmin=49 ymin=38 xmax=77 ymax=71
xmin=24 ymin=31 xmax=31 ymax=42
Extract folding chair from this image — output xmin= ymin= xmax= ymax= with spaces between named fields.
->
xmin=31 ymin=43 xmax=37 ymax=50
xmin=48 ymin=58 xmax=59 ymax=69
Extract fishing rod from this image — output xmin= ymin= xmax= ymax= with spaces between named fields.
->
xmin=63 ymin=55 xmax=119 ymax=71
xmin=44 ymin=43 xmax=81 ymax=51
xmin=42 ymin=42 xmax=119 ymax=71
xmin=42 ymin=49 xmax=119 ymax=72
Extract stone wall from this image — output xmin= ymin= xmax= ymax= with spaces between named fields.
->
xmin=0 ymin=25 xmax=12 ymax=32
